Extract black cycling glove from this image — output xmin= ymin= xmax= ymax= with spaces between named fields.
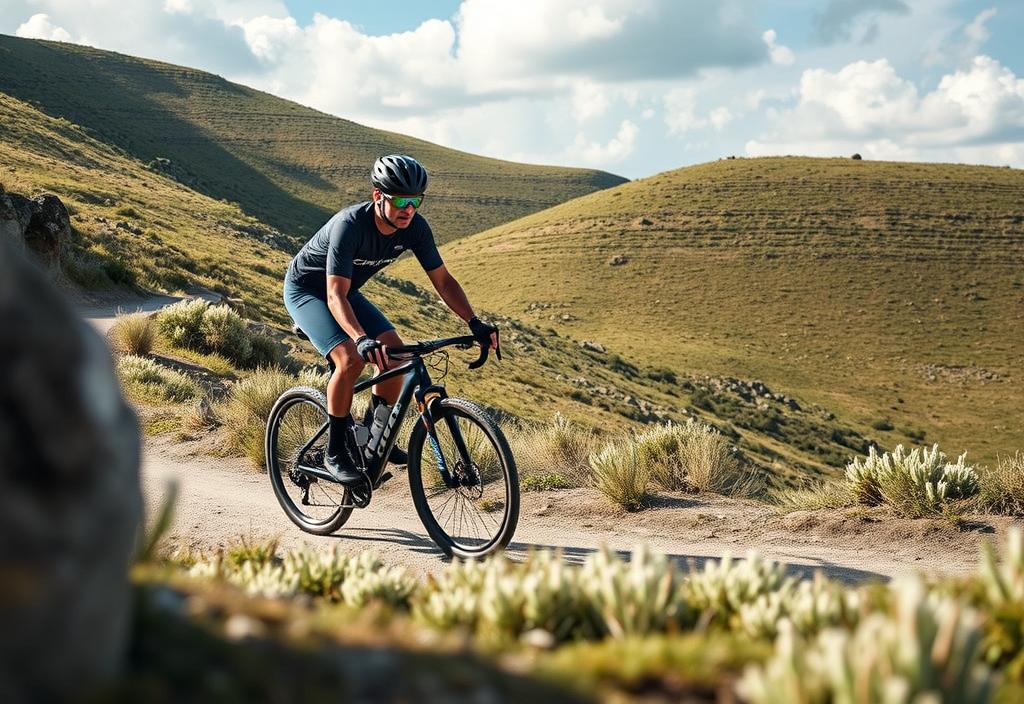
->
xmin=355 ymin=335 xmax=389 ymax=369
xmin=468 ymin=316 xmax=500 ymax=358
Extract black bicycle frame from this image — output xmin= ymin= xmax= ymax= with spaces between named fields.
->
xmin=295 ymin=355 xmax=470 ymax=490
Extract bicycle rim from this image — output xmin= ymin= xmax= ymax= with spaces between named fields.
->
xmin=410 ymin=400 xmax=518 ymax=556
xmin=267 ymin=390 xmax=352 ymax=533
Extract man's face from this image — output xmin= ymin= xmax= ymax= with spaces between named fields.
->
xmin=375 ymin=189 xmax=422 ymax=228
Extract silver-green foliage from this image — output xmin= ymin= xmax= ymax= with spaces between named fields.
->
xmin=684 ymin=551 xmax=791 ymax=625
xmin=414 ymin=546 xmax=693 ymax=643
xmin=188 ymin=546 xmax=416 ymax=609
xmin=116 ymin=354 xmax=200 ymax=402
xmin=739 ymin=579 xmax=996 ymax=704
xmin=846 ymin=444 xmax=980 ymax=517
xmin=738 ymin=572 xmax=861 ymax=639
xmin=156 ymin=298 xmax=271 ymax=368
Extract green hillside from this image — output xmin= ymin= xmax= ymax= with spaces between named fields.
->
xmin=4 ymin=91 xmax=876 ymax=484
xmin=0 ymin=34 xmax=625 ymax=242
xmin=394 ymin=157 xmax=1024 ymax=466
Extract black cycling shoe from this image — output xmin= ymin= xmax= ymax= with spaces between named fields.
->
xmin=324 ymin=452 xmax=365 ymax=486
xmin=387 ymin=445 xmax=409 ymax=466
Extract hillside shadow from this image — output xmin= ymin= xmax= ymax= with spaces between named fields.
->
xmin=0 ymin=35 xmax=332 ymax=237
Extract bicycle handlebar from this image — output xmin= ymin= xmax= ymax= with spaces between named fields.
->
xmin=388 ymin=334 xmax=501 ymax=369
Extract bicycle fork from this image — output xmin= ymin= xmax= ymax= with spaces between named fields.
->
xmin=417 ymin=386 xmax=476 ymax=489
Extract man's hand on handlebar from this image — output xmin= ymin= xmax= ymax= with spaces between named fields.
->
xmin=468 ymin=316 xmax=501 ymax=360
xmin=355 ymin=335 xmax=389 ymax=370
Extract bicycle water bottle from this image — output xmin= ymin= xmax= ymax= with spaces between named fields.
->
xmin=367 ymin=402 xmax=391 ymax=455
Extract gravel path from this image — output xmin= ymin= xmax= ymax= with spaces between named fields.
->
xmin=87 ymin=302 xmax=1015 ymax=584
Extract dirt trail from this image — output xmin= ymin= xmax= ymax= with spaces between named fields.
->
xmin=142 ymin=433 xmax=1013 ymax=584
xmin=88 ymin=302 xmax=1017 ymax=584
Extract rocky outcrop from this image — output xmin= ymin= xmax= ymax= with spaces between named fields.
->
xmin=0 ymin=190 xmax=71 ymax=276
xmin=0 ymin=191 xmax=33 ymax=251
xmin=0 ymin=239 xmax=142 ymax=701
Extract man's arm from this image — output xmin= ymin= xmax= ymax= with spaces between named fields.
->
xmin=326 ymin=274 xmax=366 ymax=340
xmin=425 ymin=264 xmax=475 ymax=323
xmin=426 ymin=265 xmax=499 ymax=351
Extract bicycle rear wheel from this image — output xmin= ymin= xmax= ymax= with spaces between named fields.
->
xmin=407 ymin=397 xmax=519 ymax=558
xmin=266 ymin=386 xmax=353 ymax=535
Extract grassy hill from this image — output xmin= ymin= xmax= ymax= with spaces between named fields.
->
xmin=0 ymin=34 xmax=625 ymax=243
xmin=3 ymin=90 xmax=874 ymax=484
xmin=393 ymin=157 xmax=1024 ymax=467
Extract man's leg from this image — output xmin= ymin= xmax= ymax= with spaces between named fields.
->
xmin=326 ymin=340 xmax=365 ymax=416
xmin=322 ymin=341 xmax=365 ymax=483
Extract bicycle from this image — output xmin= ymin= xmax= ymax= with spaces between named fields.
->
xmin=264 ymin=331 xmax=519 ymax=559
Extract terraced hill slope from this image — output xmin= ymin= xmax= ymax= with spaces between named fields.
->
xmin=0 ymin=34 xmax=625 ymax=242
xmin=394 ymin=157 xmax=1024 ymax=466
xmin=5 ymin=92 xmax=875 ymax=483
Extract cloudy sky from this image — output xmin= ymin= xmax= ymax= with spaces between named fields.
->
xmin=5 ymin=0 xmax=1023 ymax=178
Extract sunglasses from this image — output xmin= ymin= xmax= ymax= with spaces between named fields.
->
xmin=383 ymin=193 xmax=424 ymax=209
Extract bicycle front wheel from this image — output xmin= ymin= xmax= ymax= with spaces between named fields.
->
xmin=266 ymin=386 xmax=353 ymax=535
xmin=407 ymin=397 xmax=519 ymax=558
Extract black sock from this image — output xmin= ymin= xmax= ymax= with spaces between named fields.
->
xmin=327 ymin=414 xmax=353 ymax=457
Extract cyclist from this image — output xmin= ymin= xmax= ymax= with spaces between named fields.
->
xmin=283 ymin=154 xmax=499 ymax=485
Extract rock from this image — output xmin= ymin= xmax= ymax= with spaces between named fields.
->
xmin=26 ymin=194 xmax=71 ymax=273
xmin=579 ymin=340 xmax=606 ymax=353
xmin=0 ymin=192 xmax=71 ymax=276
xmin=851 ymin=153 xmax=863 ymax=160
xmin=607 ymin=254 xmax=628 ymax=266
xmin=0 ymin=239 xmax=142 ymax=700
xmin=0 ymin=192 xmax=32 ymax=253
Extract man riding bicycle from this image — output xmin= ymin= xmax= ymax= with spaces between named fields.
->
xmin=283 ymin=154 xmax=499 ymax=486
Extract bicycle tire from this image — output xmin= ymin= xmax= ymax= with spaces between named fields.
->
xmin=407 ymin=397 xmax=519 ymax=558
xmin=265 ymin=386 xmax=353 ymax=535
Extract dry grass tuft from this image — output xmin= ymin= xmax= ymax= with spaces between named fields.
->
xmin=108 ymin=311 xmax=155 ymax=356
xmin=512 ymin=413 xmax=596 ymax=489
xmin=976 ymin=452 xmax=1024 ymax=516
xmin=588 ymin=439 xmax=650 ymax=511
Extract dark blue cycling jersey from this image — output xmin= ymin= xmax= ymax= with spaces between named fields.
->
xmin=286 ymin=201 xmax=443 ymax=299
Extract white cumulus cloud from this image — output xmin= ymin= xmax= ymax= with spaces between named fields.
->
xmin=747 ymin=55 xmax=1024 ymax=166
xmin=16 ymin=14 xmax=71 ymax=41
xmin=572 ymin=120 xmax=639 ymax=164
xmin=762 ymin=29 xmax=795 ymax=66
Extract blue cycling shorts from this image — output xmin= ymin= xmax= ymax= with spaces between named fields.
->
xmin=283 ymin=278 xmax=394 ymax=357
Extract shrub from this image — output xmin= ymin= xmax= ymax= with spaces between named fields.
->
xmin=636 ymin=420 xmax=744 ymax=494
xmin=739 ymin=580 xmax=996 ymax=704
xmin=588 ymin=438 xmax=650 ymax=511
xmin=976 ymin=452 xmax=1024 ymax=516
xmin=117 ymin=355 xmax=200 ymax=403
xmin=738 ymin=572 xmax=861 ymax=639
xmin=157 ymin=298 xmax=208 ymax=350
xmin=189 ymin=545 xmax=416 ymax=609
xmin=846 ymin=444 xmax=980 ymax=517
xmin=247 ymin=333 xmax=284 ymax=369
xmin=107 ymin=311 xmax=155 ymax=356
xmin=200 ymin=304 xmax=253 ymax=366
xmin=513 ymin=413 xmax=595 ymax=488
xmin=871 ymin=418 xmax=894 ymax=431
xmin=219 ymin=368 xmax=297 ymax=465
xmin=684 ymin=551 xmax=790 ymax=624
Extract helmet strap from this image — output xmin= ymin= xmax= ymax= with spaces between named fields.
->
xmin=376 ymin=195 xmax=400 ymax=230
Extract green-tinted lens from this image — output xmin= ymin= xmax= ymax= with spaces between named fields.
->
xmin=390 ymin=195 xmax=423 ymax=209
